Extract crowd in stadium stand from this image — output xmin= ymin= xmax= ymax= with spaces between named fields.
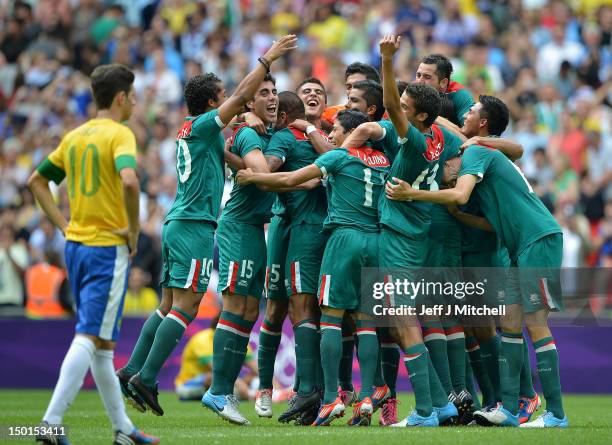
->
xmin=0 ymin=0 xmax=610 ymax=315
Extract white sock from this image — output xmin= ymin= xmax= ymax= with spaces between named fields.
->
xmin=44 ymin=336 xmax=96 ymax=424
xmin=91 ymin=349 xmax=135 ymax=434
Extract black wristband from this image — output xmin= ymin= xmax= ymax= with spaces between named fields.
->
xmin=258 ymin=57 xmax=271 ymax=73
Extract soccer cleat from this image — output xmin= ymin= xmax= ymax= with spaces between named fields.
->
xmin=405 ymin=410 xmax=439 ymax=427
xmin=390 ymin=418 xmax=408 ymax=427
xmin=339 ymin=387 xmax=357 ymax=407
xmin=456 ymin=390 xmax=474 ymax=425
xmin=278 ymin=389 xmax=321 ymax=423
xmin=518 ymin=393 xmax=541 ymax=424
xmin=255 ymin=389 xmax=273 ymax=418
xmin=378 ymin=397 xmax=399 ymax=426
xmin=295 ymin=402 xmax=319 ymax=426
xmin=287 ymin=390 xmax=298 ymax=409
xmin=116 ymin=367 xmax=147 ymax=413
xmin=311 ymin=397 xmax=345 ymax=426
xmin=434 ymin=402 xmax=459 ymax=426
xmin=473 ymin=404 xmax=519 ymax=427
xmin=113 ymin=428 xmax=160 ymax=445
xmin=371 ymin=385 xmax=391 ymax=412
xmin=347 ymin=397 xmax=374 ymax=426
xmin=35 ymin=421 xmax=71 ymax=445
xmin=202 ymin=390 xmax=250 ymax=425
xmin=128 ymin=374 xmax=163 ymax=416
xmin=520 ymin=411 xmax=568 ymax=428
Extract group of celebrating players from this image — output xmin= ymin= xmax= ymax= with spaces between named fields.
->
xmin=31 ymin=33 xmax=568 ymax=445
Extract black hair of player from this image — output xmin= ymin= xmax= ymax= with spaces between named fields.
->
xmin=420 ymin=54 xmax=453 ymax=81
xmin=352 ymin=80 xmax=385 ymax=121
xmin=345 ymin=62 xmax=381 ymax=83
xmin=296 ymin=77 xmax=328 ymax=101
xmin=438 ymin=92 xmax=459 ymax=125
xmin=478 ymin=95 xmax=510 ymax=136
xmin=404 ymin=83 xmax=441 ymax=127
xmin=184 ymin=73 xmax=223 ymax=116
xmin=396 ymin=80 xmax=409 ymax=97
xmin=335 ymin=109 xmax=370 ymax=133
xmin=90 ymin=64 xmax=135 ymax=110
xmin=278 ymin=91 xmax=305 ymax=122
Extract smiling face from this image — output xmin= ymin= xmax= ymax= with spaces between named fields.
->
xmin=249 ymin=80 xmax=278 ymax=124
xmin=414 ymin=63 xmax=447 ymax=92
xmin=297 ymin=82 xmax=326 ymax=120
xmin=461 ymin=102 xmax=484 ymax=138
xmin=399 ymin=91 xmax=427 ymax=127
xmin=329 ymin=119 xmax=348 ymax=146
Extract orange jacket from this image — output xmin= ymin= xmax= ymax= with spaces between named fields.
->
xmin=25 ymin=263 xmax=69 ymax=318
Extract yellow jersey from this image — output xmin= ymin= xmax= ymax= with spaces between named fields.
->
xmin=37 ymin=118 xmax=137 ymax=246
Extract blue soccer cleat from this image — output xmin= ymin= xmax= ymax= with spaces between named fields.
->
xmin=113 ymin=428 xmax=160 ymax=444
xmin=518 ymin=393 xmax=541 ymax=424
xmin=520 ymin=411 xmax=568 ymax=428
xmin=401 ymin=410 xmax=439 ymax=427
xmin=202 ymin=390 xmax=250 ymax=425
xmin=434 ymin=401 xmax=459 ymax=425
xmin=473 ymin=404 xmax=519 ymax=427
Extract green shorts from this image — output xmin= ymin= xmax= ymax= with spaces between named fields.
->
xmin=216 ymin=220 xmax=266 ymax=298
xmin=317 ymin=228 xmax=378 ymax=311
xmin=506 ymin=233 xmax=564 ymax=313
xmin=160 ymin=220 xmax=214 ymax=292
xmin=266 ymin=215 xmax=290 ymax=300
xmin=286 ymin=222 xmax=328 ymax=296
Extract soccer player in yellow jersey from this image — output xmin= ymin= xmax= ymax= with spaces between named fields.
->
xmin=28 ymin=64 xmax=159 ymax=445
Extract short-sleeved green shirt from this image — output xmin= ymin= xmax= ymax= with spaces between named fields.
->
xmin=447 ymin=81 xmax=475 ymax=126
xmin=459 ymin=146 xmax=562 ymax=260
xmin=314 ymin=145 xmax=390 ymax=233
xmin=221 ymin=126 xmax=275 ymax=225
xmin=166 ymin=109 xmax=225 ymax=225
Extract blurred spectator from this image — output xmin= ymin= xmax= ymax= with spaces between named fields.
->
xmin=0 ymin=223 xmax=29 ymax=307
xmin=29 ymin=216 xmax=64 ymax=266
xmin=123 ymin=266 xmax=159 ymax=316
xmin=25 ymin=250 xmax=73 ymax=318
xmin=536 ymin=23 xmax=586 ymax=82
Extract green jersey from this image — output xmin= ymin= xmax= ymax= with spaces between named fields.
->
xmin=429 ymin=141 xmax=462 ymax=240
xmin=166 ymin=109 xmax=225 ymax=225
xmin=314 ymin=145 xmax=390 ymax=233
xmin=379 ymin=124 xmax=463 ymax=238
xmin=372 ymin=120 xmax=401 ymax=164
xmin=266 ymin=127 xmax=327 ymax=226
xmin=221 ymin=125 xmax=275 ymax=225
xmin=459 ymin=194 xmax=498 ymax=253
xmin=447 ymin=81 xmax=474 ymax=126
xmin=459 ymin=146 xmax=562 ymax=260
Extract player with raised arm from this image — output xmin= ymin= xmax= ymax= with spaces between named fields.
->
xmin=390 ymin=96 xmax=568 ymax=429
xmin=237 ymin=109 xmax=389 ymax=427
xmin=28 ymin=64 xmax=159 ymax=445
xmin=116 ymin=35 xmax=298 ymax=420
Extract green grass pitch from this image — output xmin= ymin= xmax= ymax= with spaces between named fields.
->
xmin=1 ymin=391 xmax=611 ymax=445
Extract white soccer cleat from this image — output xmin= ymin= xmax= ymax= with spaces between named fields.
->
xmin=390 ymin=418 xmax=408 ymax=427
xmin=255 ymin=389 xmax=273 ymax=418
xmin=520 ymin=411 xmax=568 ymax=428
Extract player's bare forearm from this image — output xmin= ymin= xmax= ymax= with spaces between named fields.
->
xmin=435 ymin=117 xmax=466 ymax=141
xmin=450 ymin=209 xmax=494 ymax=232
xmin=484 ymin=137 xmax=523 ymax=161
xmin=27 ymin=172 xmax=68 ymax=235
xmin=410 ymin=188 xmax=467 ymax=205
xmin=120 ymin=168 xmax=140 ymax=234
xmin=225 ymin=150 xmax=245 ymax=170
xmin=308 ymin=131 xmax=334 ymax=154
xmin=341 ymin=123 xmax=382 ymax=148
xmin=238 ymin=164 xmax=321 ymax=190
xmin=381 ymin=56 xmax=408 ymax=137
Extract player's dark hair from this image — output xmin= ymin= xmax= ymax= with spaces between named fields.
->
xmin=478 ymin=95 xmax=510 ymax=136
xmin=345 ymin=62 xmax=381 ymax=83
xmin=420 ymin=54 xmax=453 ymax=81
xmin=438 ymin=92 xmax=459 ymax=125
xmin=404 ymin=83 xmax=441 ymax=127
xmin=335 ymin=109 xmax=369 ymax=132
xmin=296 ymin=77 xmax=327 ymax=101
xmin=396 ymin=80 xmax=409 ymax=97
xmin=90 ymin=64 xmax=134 ymax=110
xmin=352 ymin=80 xmax=384 ymax=121
xmin=278 ymin=91 xmax=305 ymax=122
xmin=184 ymin=73 xmax=223 ymax=116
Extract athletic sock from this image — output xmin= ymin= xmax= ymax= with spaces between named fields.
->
xmin=294 ymin=319 xmax=319 ymax=395
xmin=140 ymin=306 xmax=194 ymax=388
xmin=44 ymin=336 xmax=96 ymax=424
xmin=422 ymin=321 xmax=452 ymax=395
xmin=444 ymin=324 xmax=466 ymax=393
xmin=480 ymin=334 xmax=502 ymax=402
xmin=534 ymin=337 xmax=564 ymax=419
xmin=519 ymin=339 xmax=536 ymax=398
xmin=210 ymin=311 xmax=243 ymax=395
xmin=373 ymin=343 xmax=385 ymax=387
xmin=428 ymin=355 xmax=450 ymax=408
xmin=500 ymin=332 xmax=524 ymax=415
xmin=466 ymin=336 xmax=495 ymax=406
xmin=258 ymin=319 xmax=282 ymax=390
xmin=320 ymin=315 xmax=342 ymax=403
xmin=403 ymin=343 xmax=433 ymax=417
xmin=124 ymin=309 xmax=166 ymax=375
xmin=227 ymin=317 xmax=255 ymax=389
xmin=91 ymin=349 xmax=134 ymax=434
xmin=339 ymin=319 xmax=355 ymax=391
xmin=465 ymin=362 xmax=482 ymax=410
xmin=379 ymin=328 xmax=399 ymax=397
xmin=355 ymin=320 xmax=378 ymax=399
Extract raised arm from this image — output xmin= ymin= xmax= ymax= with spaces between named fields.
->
xmin=237 ymin=164 xmax=322 ymax=190
xmin=386 ymin=174 xmax=478 ymax=205
xmin=380 ymin=35 xmax=408 ymax=139
xmin=217 ymin=35 xmax=297 ymax=125
xmin=341 ymin=122 xmax=384 ymax=148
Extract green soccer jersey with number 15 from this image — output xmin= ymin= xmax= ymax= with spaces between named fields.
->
xmin=314 ymin=145 xmax=390 ymax=233
xmin=379 ymin=123 xmax=463 ymax=238
xmin=166 ymin=109 xmax=225 ymax=225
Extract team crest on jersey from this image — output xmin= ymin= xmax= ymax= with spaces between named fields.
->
xmin=176 ymin=120 xmax=194 ymax=139
xmin=423 ymin=124 xmax=445 ymax=161
xmin=347 ymin=147 xmax=390 ymax=167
